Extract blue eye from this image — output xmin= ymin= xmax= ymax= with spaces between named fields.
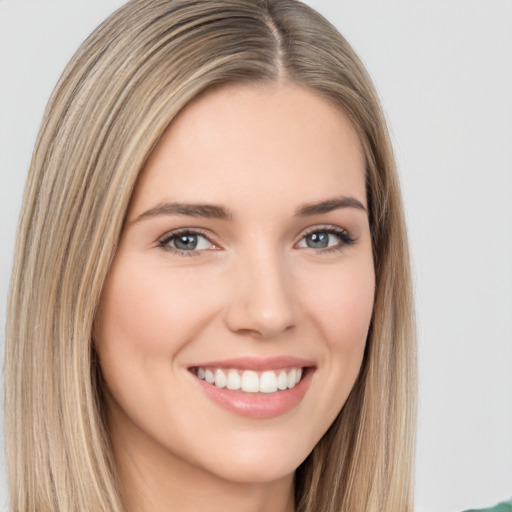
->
xmin=159 ymin=231 xmax=215 ymax=253
xmin=297 ymin=228 xmax=354 ymax=251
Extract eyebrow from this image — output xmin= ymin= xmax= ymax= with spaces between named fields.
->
xmin=131 ymin=195 xmax=367 ymax=224
xmin=132 ymin=202 xmax=232 ymax=223
xmin=295 ymin=196 xmax=367 ymax=216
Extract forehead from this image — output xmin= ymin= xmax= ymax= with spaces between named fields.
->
xmin=128 ymin=82 xmax=366 ymax=218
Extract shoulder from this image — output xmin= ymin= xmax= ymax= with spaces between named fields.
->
xmin=463 ymin=500 xmax=512 ymax=512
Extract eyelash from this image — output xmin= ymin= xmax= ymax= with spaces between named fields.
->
xmin=157 ymin=225 xmax=356 ymax=257
xmin=298 ymin=225 xmax=356 ymax=253
xmin=158 ymin=228 xmax=215 ymax=257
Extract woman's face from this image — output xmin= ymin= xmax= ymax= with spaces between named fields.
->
xmin=95 ymin=83 xmax=375 ymax=485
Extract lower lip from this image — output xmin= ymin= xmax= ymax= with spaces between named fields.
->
xmin=194 ymin=369 xmax=314 ymax=420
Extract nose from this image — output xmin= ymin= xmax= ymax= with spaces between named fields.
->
xmin=224 ymin=247 xmax=296 ymax=339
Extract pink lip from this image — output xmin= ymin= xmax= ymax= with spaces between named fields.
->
xmin=189 ymin=356 xmax=316 ymax=420
xmin=189 ymin=355 xmax=315 ymax=371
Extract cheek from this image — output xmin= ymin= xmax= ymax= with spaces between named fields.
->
xmin=301 ymin=258 xmax=375 ymax=354
xmin=94 ymin=259 xmax=210 ymax=408
xmin=96 ymin=256 xmax=214 ymax=358
xmin=96 ymin=270 xmax=167 ymax=360
xmin=331 ymin=277 xmax=374 ymax=353
xmin=93 ymin=255 xmax=223 ymax=437
xmin=300 ymin=254 xmax=374 ymax=402
xmin=290 ymin=256 xmax=374 ymax=447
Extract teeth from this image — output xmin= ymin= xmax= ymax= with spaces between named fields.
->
xmin=241 ymin=370 xmax=259 ymax=393
xmin=194 ymin=366 xmax=304 ymax=393
xmin=277 ymin=370 xmax=288 ymax=390
xmin=205 ymin=369 xmax=214 ymax=384
xmin=226 ymin=369 xmax=241 ymax=390
xmin=214 ymin=369 xmax=227 ymax=389
xmin=259 ymin=371 xmax=277 ymax=393
xmin=287 ymin=368 xmax=297 ymax=389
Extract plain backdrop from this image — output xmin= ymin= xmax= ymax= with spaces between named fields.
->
xmin=1 ymin=1 xmax=511 ymax=511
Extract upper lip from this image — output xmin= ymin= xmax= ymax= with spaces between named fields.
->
xmin=189 ymin=356 xmax=315 ymax=371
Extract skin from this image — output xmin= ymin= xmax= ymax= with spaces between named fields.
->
xmin=95 ymin=82 xmax=375 ymax=512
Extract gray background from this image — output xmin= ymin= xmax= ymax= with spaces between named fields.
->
xmin=1 ymin=1 xmax=511 ymax=511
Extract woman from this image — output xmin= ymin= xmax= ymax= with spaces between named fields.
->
xmin=5 ymin=1 xmax=416 ymax=511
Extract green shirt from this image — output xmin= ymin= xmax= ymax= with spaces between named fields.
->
xmin=464 ymin=500 xmax=512 ymax=512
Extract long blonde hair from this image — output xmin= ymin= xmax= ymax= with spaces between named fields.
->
xmin=5 ymin=1 xmax=416 ymax=510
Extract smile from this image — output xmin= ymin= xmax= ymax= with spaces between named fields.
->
xmin=189 ymin=357 xmax=315 ymax=419
xmin=191 ymin=367 xmax=303 ymax=393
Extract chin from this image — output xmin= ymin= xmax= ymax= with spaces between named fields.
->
xmin=205 ymin=457 xmax=299 ymax=485
xmin=194 ymin=432 xmax=314 ymax=485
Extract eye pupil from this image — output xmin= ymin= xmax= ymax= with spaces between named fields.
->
xmin=306 ymin=232 xmax=329 ymax=249
xmin=174 ymin=234 xmax=198 ymax=250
